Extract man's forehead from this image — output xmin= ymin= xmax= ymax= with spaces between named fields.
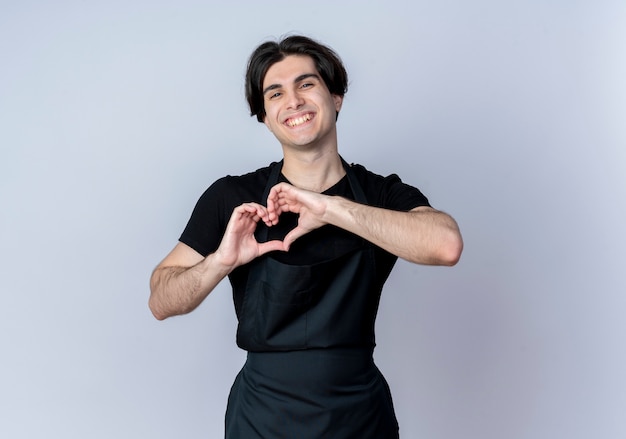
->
xmin=262 ymin=55 xmax=319 ymax=87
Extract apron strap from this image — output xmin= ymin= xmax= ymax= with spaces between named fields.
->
xmin=340 ymin=157 xmax=368 ymax=205
xmin=262 ymin=160 xmax=284 ymax=202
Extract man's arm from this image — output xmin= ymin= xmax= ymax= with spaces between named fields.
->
xmin=266 ymin=183 xmax=463 ymax=266
xmin=149 ymin=243 xmax=229 ymax=320
xmin=328 ymin=202 xmax=462 ymax=265
xmin=149 ymin=202 xmax=286 ymax=320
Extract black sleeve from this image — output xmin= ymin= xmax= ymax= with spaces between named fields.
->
xmin=178 ymin=177 xmax=231 ymax=257
xmin=351 ymin=163 xmax=430 ymax=211
xmin=379 ymin=173 xmax=430 ymax=211
xmin=177 ymin=164 xmax=273 ymax=257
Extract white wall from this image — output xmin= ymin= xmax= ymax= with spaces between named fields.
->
xmin=1 ymin=1 xmax=624 ymax=438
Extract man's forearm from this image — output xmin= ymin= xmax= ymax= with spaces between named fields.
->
xmin=149 ymin=253 xmax=231 ymax=320
xmin=325 ymin=197 xmax=463 ymax=265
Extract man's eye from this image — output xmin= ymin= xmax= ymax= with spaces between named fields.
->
xmin=269 ymin=92 xmax=281 ymax=99
xmin=301 ymin=83 xmax=313 ymax=89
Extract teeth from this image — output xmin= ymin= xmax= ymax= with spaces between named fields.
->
xmin=287 ymin=114 xmax=312 ymax=127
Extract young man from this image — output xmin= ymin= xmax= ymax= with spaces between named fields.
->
xmin=149 ymin=35 xmax=463 ymax=438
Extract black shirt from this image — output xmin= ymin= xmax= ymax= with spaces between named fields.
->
xmin=179 ymin=161 xmax=430 ymax=319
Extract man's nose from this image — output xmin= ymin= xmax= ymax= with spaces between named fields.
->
xmin=286 ymin=91 xmax=305 ymax=110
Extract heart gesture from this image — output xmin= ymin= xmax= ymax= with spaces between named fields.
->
xmin=216 ymin=183 xmax=330 ymax=270
xmin=266 ymin=182 xmax=329 ymax=251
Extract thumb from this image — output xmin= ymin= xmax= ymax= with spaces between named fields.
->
xmin=258 ymin=239 xmax=288 ymax=255
xmin=283 ymin=226 xmax=308 ymax=251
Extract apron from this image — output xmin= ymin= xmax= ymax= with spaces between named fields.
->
xmin=225 ymin=159 xmax=399 ymax=439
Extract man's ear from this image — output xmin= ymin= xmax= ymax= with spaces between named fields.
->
xmin=263 ymin=114 xmax=272 ymax=132
xmin=333 ymin=95 xmax=343 ymax=113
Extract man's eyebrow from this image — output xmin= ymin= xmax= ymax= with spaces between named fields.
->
xmin=262 ymin=73 xmax=321 ymax=96
xmin=262 ymin=84 xmax=281 ymax=96
xmin=295 ymin=73 xmax=320 ymax=83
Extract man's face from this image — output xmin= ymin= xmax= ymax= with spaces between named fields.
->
xmin=261 ymin=55 xmax=343 ymax=151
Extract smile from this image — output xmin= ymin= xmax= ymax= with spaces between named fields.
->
xmin=285 ymin=113 xmax=313 ymax=127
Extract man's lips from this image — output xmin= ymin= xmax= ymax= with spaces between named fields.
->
xmin=284 ymin=112 xmax=314 ymax=127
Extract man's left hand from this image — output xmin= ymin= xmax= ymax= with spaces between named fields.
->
xmin=265 ymin=182 xmax=330 ymax=250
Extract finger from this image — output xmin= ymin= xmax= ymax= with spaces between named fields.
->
xmin=258 ymin=239 xmax=287 ymax=255
xmin=279 ymin=200 xmax=300 ymax=215
xmin=234 ymin=203 xmax=257 ymax=218
xmin=241 ymin=203 xmax=271 ymax=223
xmin=265 ymin=194 xmax=285 ymax=225
xmin=265 ymin=196 xmax=278 ymax=223
xmin=242 ymin=202 xmax=267 ymax=214
xmin=267 ymin=183 xmax=293 ymax=202
xmin=283 ymin=226 xmax=309 ymax=251
xmin=234 ymin=208 xmax=259 ymax=224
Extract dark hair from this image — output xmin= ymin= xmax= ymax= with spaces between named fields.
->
xmin=245 ymin=35 xmax=349 ymax=122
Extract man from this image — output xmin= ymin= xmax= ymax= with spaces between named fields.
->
xmin=150 ymin=35 xmax=462 ymax=438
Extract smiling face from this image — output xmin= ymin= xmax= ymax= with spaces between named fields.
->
xmin=262 ymin=55 xmax=343 ymax=153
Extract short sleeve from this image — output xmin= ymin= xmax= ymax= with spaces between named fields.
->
xmin=349 ymin=163 xmax=430 ymax=211
xmin=179 ymin=177 xmax=231 ymax=257
xmin=380 ymin=173 xmax=430 ymax=211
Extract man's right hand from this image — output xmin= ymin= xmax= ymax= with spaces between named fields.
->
xmin=149 ymin=202 xmax=285 ymax=320
xmin=213 ymin=202 xmax=287 ymax=272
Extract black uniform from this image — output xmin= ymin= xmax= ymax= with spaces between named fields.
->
xmin=180 ymin=158 xmax=430 ymax=438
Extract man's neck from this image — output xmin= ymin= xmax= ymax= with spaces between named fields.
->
xmin=280 ymin=148 xmax=346 ymax=193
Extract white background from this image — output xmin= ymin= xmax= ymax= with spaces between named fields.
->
xmin=1 ymin=1 xmax=625 ymax=438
